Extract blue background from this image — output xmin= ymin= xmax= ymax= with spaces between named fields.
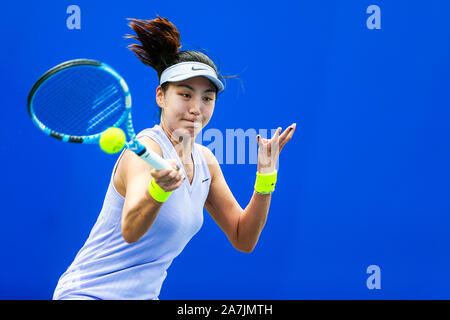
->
xmin=1 ymin=0 xmax=449 ymax=299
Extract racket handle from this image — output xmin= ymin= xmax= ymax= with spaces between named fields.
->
xmin=139 ymin=147 xmax=171 ymax=170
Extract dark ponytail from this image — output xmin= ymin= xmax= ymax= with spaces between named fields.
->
xmin=125 ymin=15 xmax=239 ymax=122
xmin=125 ymin=15 xmax=224 ymax=90
xmin=126 ymin=16 xmax=181 ymax=77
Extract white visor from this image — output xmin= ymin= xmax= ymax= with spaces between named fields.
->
xmin=159 ymin=62 xmax=225 ymax=93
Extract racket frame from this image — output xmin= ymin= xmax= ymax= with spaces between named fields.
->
xmin=27 ymin=59 xmax=169 ymax=169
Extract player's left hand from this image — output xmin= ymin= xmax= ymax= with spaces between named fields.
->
xmin=256 ymin=123 xmax=296 ymax=174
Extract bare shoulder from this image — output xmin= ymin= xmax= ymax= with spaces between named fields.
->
xmin=198 ymin=144 xmax=220 ymax=179
xmin=198 ymin=144 xmax=215 ymax=163
xmin=114 ymin=136 xmax=163 ymax=196
xmin=139 ymin=136 xmax=163 ymax=156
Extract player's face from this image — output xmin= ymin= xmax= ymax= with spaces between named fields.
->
xmin=157 ymin=76 xmax=217 ymax=137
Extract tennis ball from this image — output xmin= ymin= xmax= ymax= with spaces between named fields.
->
xmin=99 ymin=127 xmax=126 ymax=154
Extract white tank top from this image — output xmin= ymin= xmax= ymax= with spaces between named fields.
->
xmin=53 ymin=124 xmax=211 ymax=300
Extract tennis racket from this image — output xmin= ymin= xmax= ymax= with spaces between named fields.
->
xmin=27 ymin=59 xmax=170 ymax=170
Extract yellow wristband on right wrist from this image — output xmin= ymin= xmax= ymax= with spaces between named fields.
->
xmin=254 ymin=170 xmax=278 ymax=194
xmin=148 ymin=178 xmax=172 ymax=203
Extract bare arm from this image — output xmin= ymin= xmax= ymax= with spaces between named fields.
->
xmin=202 ymin=124 xmax=296 ymax=253
xmin=117 ymin=137 xmax=184 ymax=243
xmin=202 ymin=146 xmax=269 ymax=253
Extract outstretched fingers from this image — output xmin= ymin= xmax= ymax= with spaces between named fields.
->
xmin=257 ymin=123 xmax=296 ymax=151
xmin=278 ymin=123 xmax=296 ymax=151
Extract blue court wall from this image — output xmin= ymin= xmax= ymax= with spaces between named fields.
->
xmin=1 ymin=0 xmax=450 ymax=299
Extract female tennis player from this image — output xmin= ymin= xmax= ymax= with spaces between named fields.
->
xmin=53 ymin=16 xmax=296 ymax=300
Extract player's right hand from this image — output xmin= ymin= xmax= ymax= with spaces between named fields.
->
xmin=150 ymin=159 xmax=185 ymax=192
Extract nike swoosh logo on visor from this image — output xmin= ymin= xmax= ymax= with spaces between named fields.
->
xmin=192 ymin=67 xmax=208 ymax=71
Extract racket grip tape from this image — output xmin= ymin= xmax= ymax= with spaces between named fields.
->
xmin=139 ymin=148 xmax=171 ymax=170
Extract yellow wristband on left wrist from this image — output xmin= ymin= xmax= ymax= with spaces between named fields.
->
xmin=254 ymin=170 xmax=277 ymax=194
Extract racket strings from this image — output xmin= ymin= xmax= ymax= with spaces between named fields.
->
xmin=33 ymin=74 xmax=83 ymax=129
xmin=87 ymin=97 xmax=123 ymax=132
xmin=32 ymin=66 xmax=126 ymax=136
xmin=36 ymin=69 xmax=99 ymax=124
xmin=33 ymin=69 xmax=98 ymax=133
xmin=62 ymin=69 xmax=124 ymax=133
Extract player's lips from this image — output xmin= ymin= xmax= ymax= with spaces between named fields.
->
xmin=183 ymin=119 xmax=200 ymax=124
xmin=182 ymin=119 xmax=201 ymax=131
